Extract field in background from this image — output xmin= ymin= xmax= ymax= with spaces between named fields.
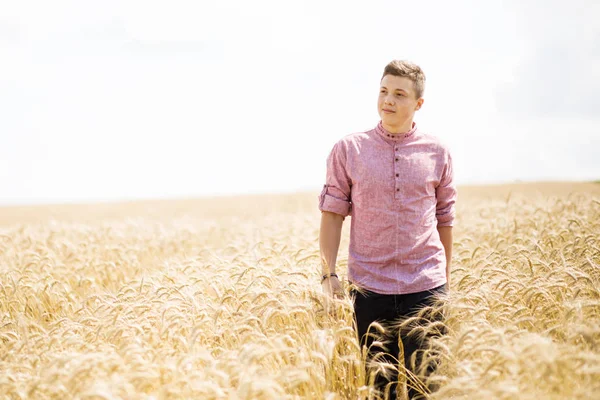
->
xmin=0 ymin=182 xmax=599 ymax=399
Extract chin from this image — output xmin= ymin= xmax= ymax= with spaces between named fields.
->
xmin=381 ymin=115 xmax=397 ymax=125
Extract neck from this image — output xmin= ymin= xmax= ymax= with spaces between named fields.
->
xmin=382 ymin=119 xmax=414 ymax=134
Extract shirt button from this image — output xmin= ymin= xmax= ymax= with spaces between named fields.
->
xmin=396 ymin=188 xmax=400 ymax=192
xmin=395 ymin=158 xmax=399 ymax=161
xmin=396 ymin=173 xmax=399 ymax=177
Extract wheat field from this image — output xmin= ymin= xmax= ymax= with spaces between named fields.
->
xmin=0 ymin=182 xmax=599 ymax=400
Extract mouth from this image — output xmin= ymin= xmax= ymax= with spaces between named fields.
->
xmin=382 ymin=109 xmax=395 ymax=114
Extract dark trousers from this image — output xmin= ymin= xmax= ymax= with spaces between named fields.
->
xmin=351 ymin=284 xmax=447 ymax=400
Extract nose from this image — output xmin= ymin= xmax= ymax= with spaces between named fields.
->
xmin=384 ymin=94 xmax=394 ymax=105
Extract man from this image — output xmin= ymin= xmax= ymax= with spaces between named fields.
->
xmin=318 ymin=60 xmax=456 ymax=400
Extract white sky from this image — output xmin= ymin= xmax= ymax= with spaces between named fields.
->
xmin=1 ymin=0 xmax=599 ymax=205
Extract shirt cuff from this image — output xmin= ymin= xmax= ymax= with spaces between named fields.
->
xmin=319 ymin=193 xmax=351 ymax=217
xmin=436 ymin=211 xmax=455 ymax=227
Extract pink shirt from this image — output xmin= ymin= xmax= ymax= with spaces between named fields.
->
xmin=318 ymin=121 xmax=457 ymax=295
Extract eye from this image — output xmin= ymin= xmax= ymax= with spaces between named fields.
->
xmin=395 ymin=93 xmax=404 ymax=97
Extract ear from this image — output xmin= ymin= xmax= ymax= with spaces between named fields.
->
xmin=415 ymin=98 xmax=425 ymax=111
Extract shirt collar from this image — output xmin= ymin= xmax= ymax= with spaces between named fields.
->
xmin=375 ymin=121 xmax=418 ymax=144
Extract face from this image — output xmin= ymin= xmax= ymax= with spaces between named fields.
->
xmin=378 ymin=75 xmax=424 ymax=132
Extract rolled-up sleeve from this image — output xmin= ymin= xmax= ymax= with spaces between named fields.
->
xmin=318 ymin=141 xmax=352 ymax=218
xmin=436 ymin=150 xmax=457 ymax=227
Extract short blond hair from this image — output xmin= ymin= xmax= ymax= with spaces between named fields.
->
xmin=381 ymin=60 xmax=426 ymax=99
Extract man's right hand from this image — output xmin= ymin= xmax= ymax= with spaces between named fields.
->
xmin=322 ymin=275 xmax=344 ymax=299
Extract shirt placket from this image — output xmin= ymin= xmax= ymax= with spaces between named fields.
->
xmin=393 ymin=143 xmax=402 ymax=199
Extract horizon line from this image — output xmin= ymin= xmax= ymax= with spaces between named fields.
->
xmin=1 ymin=179 xmax=598 ymax=209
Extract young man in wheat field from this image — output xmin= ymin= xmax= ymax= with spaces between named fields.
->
xmin=318 ymin=60 xmax=456 ymax=400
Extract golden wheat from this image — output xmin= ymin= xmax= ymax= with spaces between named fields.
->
xmin=0 ymin=182 xmax=598 ymax=399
